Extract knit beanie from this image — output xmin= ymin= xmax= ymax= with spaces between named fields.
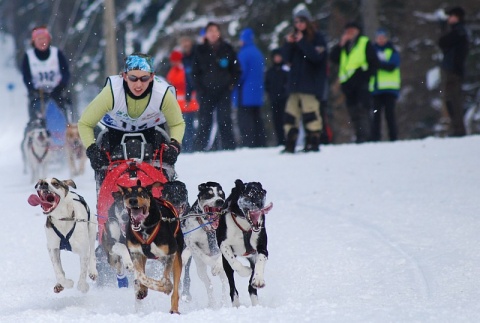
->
xmin=293 ymin=8 xmax=312 ymax=22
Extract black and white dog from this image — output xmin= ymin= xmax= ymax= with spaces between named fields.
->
xmin=181 ymin=182 xmax=228 ymax=306
xmin=214 ymin=179 xmax=273 ymax=307
xmin=22 ymin=119 xmax=50 ymax=183
xmin=28 ymin=178 xmax=98 ymax=293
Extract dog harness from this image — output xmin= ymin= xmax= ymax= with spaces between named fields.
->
xmin=131 ymin=198 xmax=179 ymax=259
xmin=231 ymin=213 xmax=257 ymax=256
xmin=28 ymin=136 xmax=50 ymax=163
xmin=48 ymin=194 xmax=90 ymax=251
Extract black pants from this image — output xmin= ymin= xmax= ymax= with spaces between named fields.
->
xmin=194 ymin=93 xmax=236 ymax=151
xmin=237 ymin=106 xmax=266 ymax=148
xmin=28 ymin=89 xmax=75 ymax=123
xmin=442 ymin=70 xmax=466 ymax=136
xmin=371 ymin=93 xmax=398 ymax=141
xmin=342 ymin=82 xmax=372 ymax=143
xmin=269 ymin=98 xmax=286 ymax=145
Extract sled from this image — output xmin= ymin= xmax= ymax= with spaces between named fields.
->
xmin=94 ymin=131 xmax=172 ymax=286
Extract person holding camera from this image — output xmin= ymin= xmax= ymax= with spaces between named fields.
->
xmin=281 ymin=7 xmax=328 ymax=153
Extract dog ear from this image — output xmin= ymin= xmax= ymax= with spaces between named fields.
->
xmin=63 ymin=179 xmax=77 ymax=189
xmin=234 ymin=179 xmax=244 ymax=191
xmin=146 ymin=181 xmax=163 ymax=194
xmin=112 ymin=190 xmax=122 ymax=200
xmin=117 ymin=184 xmax=127 ymax=195
xmin=198 ymin=183 xmax=206 ymax=191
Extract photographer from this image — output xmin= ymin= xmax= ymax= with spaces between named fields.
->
xmin=281 ymin=7 xmax=327 ymax=153
xmin=438 ymin=6 xmax=469 ymax=137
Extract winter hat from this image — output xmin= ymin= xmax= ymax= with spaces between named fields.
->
xmin=375 ymin=28 xmax=390 ymax=38
xmin=31 ymin=26 xmax=51 ymax=42
xmin=169 ymin=50 xmax=183 ymax=62
xmin=124 ymin=53 xmax=154 ymax=73
xmin=240 ymin=28 xmax=254 ymax=44
xmin=293 ymin=7 xmax=312 ymax=22
xmin=446 ymin=6 xmax=465 ymax=21
xmin=271 ymin=48 xmax=282 ymax=58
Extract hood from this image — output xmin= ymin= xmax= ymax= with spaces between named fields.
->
xmin=240 ymin=28 xmax=255 ymax=46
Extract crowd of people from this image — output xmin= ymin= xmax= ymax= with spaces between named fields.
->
xmin=22 ymin=5 xmax=470 ymax=160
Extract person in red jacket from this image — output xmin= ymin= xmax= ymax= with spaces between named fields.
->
xmin=166 ymin=50 xmax=199 ymax=152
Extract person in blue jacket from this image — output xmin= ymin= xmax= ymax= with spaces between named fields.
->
xmin=235 ymin=28 xmax=266 ymax=148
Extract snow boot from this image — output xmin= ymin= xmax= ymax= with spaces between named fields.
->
xmin=303 ymin=131 xmax=320 ymax=152
xmin=281 ymin=128 xmax=299 ymax=154
xmin=117 ymin=274 xmax=129 ymax=288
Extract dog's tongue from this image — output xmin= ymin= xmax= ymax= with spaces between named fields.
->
xmin=28 ymin=194 xmax=42 ymax=206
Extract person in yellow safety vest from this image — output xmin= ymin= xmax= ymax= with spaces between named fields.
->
xmin=330 ymin=22 xmax=379 ymax=143
xmin=369 ymin=28 xmax=401 ymax=142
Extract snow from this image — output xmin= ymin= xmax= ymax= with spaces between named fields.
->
xmin=2 ymin=32 xmax=480 ymax=323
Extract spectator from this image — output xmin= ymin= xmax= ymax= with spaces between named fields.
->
xmin=22 ymin=25 xmax=75 ymax=124
xmin=370 ymin=28 xmax=400 ymax=141
xmin=235 ymin=28 xmax=266 ymax=148
xmin=330 ymin=22 xmax=379 ymax=143
xmin=438 ymin=6 xmax=469 ymax=137
xmin=167 ymin=49 xmax=199 ymax=153
xmin=282 ymin=7 xmax=328 ymax=153
xmin=192 ymin=22 xmax=241 ymax=151
xmin=265 ymin=48 xmax=289 ymax=146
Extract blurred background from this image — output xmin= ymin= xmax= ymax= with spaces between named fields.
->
xmin=1 ymin=0 xmax=479 ymax=144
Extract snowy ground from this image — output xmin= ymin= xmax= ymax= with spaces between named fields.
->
xmin=2 ymin=33 xmax=480 ymax=323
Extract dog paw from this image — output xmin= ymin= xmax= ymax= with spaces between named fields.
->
xmin=77 ymin=281 xmax=90 ymax=293
xmin=53 ymin=284 xmax=64 ymax=293
xmin=161 ymin=278 xmax=173 ymax=295
xmin=251 ymin=275 xmax=266 ymax=289
xmin=211 ymin=263 xmax=222 ymax=276
xmin=237 ymin=265 xmax=252 ymax=277
xmin=181 ymin=292 xmax=192 ymax=302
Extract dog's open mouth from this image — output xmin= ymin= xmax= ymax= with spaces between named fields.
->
xmin=127 ymin=206 xmax=148 ymax=231
xmin=246 ymin=202 xmax=273 ymax=231
xmin=28 ymin=190 xmax=60 ymax=213
xmin=203 ymin=206 xmax=221 ymax=230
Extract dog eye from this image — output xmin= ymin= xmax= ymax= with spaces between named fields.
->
xmin=52 ymin=182 xmax=60 ymax=188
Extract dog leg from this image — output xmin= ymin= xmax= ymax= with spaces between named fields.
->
xmin=132 ymin=253 xmax=149 ymax=299
xmin=112 ymin=242 xmax=134 ymax=272
xmin=247 ymin=257 xmax=259 ymax=306
xmin=251 ymin=253 xmax=267 ymax=289
xmin=88 ymin=223 xmax=98 ymax=281
xmin=181 ymin=248 xmax=192 ymax=302
xmin=193 ymin=254 xmax=215 ymax=307
xmin=77 ymin=254 xmax=90 ymax=293
xmin=48 ymin=248 xmax=74 ymax=293
xmin=169 ymin=252 xmax=182 ymax=314
xmin=222 ymin=254 xmax=240 ymax=307
xmin=220 ymin=242 xmax=252 ymax=277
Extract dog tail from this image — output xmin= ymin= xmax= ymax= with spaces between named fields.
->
xmin=137 ymin=271 xmax=173 ymax=295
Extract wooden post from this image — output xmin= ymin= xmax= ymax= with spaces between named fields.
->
xmin=103 ymin=0 xmax=118 ymax=76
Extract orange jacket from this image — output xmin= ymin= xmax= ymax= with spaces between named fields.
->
xmin=166 ymin=65 xmax=199 ymax=113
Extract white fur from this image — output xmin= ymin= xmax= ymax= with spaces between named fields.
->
xmin=23 ymin=128 xmax=50 ymax=183
xmin=40 ymin=178 xmax=97 ymax=293
xmin=182 ymin=191 xmax=229 ymax=307
xmin=217 ymin=212 xmax=267 ymax=306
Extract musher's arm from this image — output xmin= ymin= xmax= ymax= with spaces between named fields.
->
xmin=161 ymin=89 xmax=185 ymax=144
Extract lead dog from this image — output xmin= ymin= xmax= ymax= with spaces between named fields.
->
xmin=181 ymin=182 xmax=228 ymax=306
xmin=65 ymin=123 xmax=87 ymax=177
xmin=23 ymin=119 xmax=50 ymax=183
xmin=214 ymin=179 xmax=273 ymax=307
xmin=28 ymin=178 xmax=98 ymax=293
xmin=117 ymin=180 xmax=184 ymax=314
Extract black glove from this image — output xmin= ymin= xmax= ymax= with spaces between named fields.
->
xmin=162 ymin=139 xmax=181 ymax=165
xmin=86 ymin=144 xmax=109 ymax=170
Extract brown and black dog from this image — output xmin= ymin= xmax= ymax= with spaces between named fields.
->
xmin=65 ymin=123 xmax=87 ymax=177
xmin=117 ymin=180 xmax=184 ymax=314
